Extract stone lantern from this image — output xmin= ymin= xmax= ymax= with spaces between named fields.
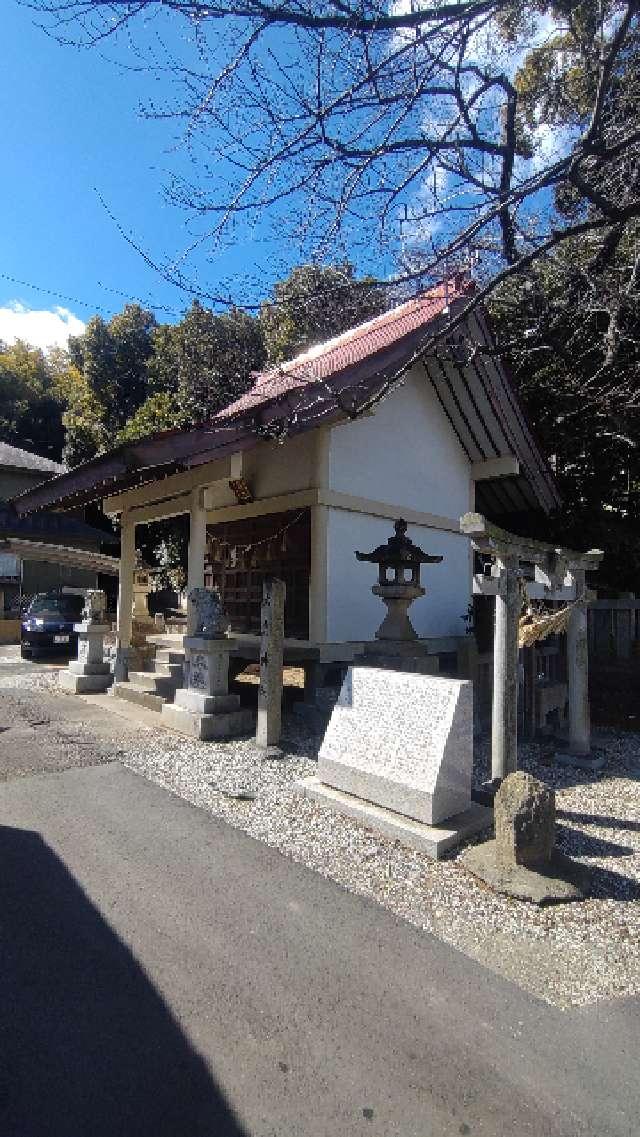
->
xmin=356 ymin=519 xmax=443 ymax=655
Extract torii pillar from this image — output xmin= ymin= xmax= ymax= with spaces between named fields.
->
xmin=491 ymin=551 xmax=520 ymax=781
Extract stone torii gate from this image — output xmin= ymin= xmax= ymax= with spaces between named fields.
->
xmin=460 ymin=513 xmax=603 ymax=781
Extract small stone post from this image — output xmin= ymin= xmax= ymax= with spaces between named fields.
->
xmin=566 ymin=566 xmax=590 ymax=756
xmin=491 ymin=552 xmax=520 ymax=782
xmin=256 ymin=578 xmax=286 ymax=749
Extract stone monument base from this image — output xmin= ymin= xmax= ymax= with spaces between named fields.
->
xmin=358 ymin=639 xmax=439 ymax=675
xmin=462 ymin=841 xmax=590 ymax=903
xmin=299 ymin=776 xmax=491 ymax=859
xmin=162 ymin=689 xmax=253 ymax=741
xmin=59 ymin=666 xmax=113 ymax=695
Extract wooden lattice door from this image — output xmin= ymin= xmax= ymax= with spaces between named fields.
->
xmin=205 ymin=509 xmax=310 ymax=638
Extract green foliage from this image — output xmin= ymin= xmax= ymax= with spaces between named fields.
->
xmin=260 ymin=263 xmax=386 ymax=364
xmin=489 ymin=237 xmax=640 ymax=592
xmin=115 ymin=392 xmax=186 ymax=445
xmin=65 ymin=303 xmax=157 ymax=456
xmin=0 ymin=340 xmax=66 ymax=462
xmin=148 ymin=301 xmax=265 ymax=423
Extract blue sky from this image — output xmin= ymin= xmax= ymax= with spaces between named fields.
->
xmin=1 ymin=3 xmax=569 ymax=353
xmin=1 ymin=2 xmax=301 ymax=348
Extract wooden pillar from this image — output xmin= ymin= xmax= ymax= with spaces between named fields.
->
xmin=567 ymin=566 xmax=590 ymax=755
xmin=256 ymin=578 xmax=286 ymax=749
xmin=309 ymin=504 xmax=328 ymax=643
xmin=115 ymin=510 xmax=135 ymax=680
xmin=187 ymin=488 xmax=207 ymax=595
xmin=491 ymin=552 xmax=520 ymax=782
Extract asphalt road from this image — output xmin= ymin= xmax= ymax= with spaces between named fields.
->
xmin=0 ymin=758 xmax=638 ymax=1137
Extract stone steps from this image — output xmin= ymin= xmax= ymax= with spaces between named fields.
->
xmin=127 ymin=670 xmax=179 ymax=697
xmin=112 ymin=635 xmax=185 ymax=713
xmin=150 ymin=661 xmax=184 ymax=683
xmin=111 ymin=682 xmax=166 ymax=713
xmin=154 ymin=649 xmax=185 ymax=668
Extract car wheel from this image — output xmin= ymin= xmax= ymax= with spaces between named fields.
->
xmin=20 ymin=644 xmax=32 ymax=659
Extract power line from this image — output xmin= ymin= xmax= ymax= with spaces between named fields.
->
xmin=0 ymin=271 xmax=183 ymax=320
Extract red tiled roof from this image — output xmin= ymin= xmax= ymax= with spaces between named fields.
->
xmin=216 ymin=276 xmax=473 ymax=420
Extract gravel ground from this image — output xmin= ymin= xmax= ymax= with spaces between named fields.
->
xmin=1 ymin=666 xmax=638 ymax=1009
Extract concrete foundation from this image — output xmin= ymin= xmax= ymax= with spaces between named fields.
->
xmin=299 ymin=776 xmax=492 ymax=859
xmin=60 ymin=670 xmax=113 ymax=694
xmin=162 ymin=701 xmax=253 ymax=741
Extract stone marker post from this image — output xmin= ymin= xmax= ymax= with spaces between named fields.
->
xmin=566 ymin=566 xmax=590 ymax=756
xmin=256 ymin=578 xmax=286 ymax=749
xmin=491 ymin=552 xmax=520 ymax=782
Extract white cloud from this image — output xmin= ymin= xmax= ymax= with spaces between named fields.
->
xmin=0 ymin=302 xmax=85 ymax=351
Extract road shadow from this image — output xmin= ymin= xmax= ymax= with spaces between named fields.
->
xmin=0 ymin=824 xmax=248 ymax=1137
xmin=555 ymin=823 xmax=636 ymax=859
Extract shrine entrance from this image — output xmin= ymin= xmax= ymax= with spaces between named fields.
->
xmin=205 ymin=508 xmax=311 ymax=639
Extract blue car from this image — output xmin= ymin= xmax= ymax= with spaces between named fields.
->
xmin=21 ymin=591 xmax=85 ymax=659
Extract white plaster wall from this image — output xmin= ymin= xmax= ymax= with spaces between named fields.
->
xmin=242 ymin=434 xmax=316 ymax=499
xmin=326 ymin=508 xmax=471 ymax=642
xmin=328 ymin=366 xmax=471 ymax=519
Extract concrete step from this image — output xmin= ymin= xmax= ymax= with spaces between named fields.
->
xmin=152 ymin=662 xmax=184 ymax=683
xmin=146 ymin=634 xmax=185 ymax=651
xmin=127 ymin=671 xmax=177 ymax=697
xmin=154 ymin=649 xmax=185 ymax=667
xmin=112 ymin=682 xmax=166 ymax=713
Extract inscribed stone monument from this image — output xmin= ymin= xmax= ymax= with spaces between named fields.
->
xmin=301 ymin=665 xmax=490 ymax=856
xmin=317 ymin=667 xmax=473 ymax=825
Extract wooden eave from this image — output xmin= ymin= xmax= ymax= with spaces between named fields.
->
xmin=12 ymin=300 xmax=560 ymax=519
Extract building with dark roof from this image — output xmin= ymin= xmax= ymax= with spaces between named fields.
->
xmin=0 ymin=442 xmax=114 ymax=610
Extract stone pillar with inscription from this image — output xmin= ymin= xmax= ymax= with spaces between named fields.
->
xmin=256 ymin=578 xmax=286 ymax=750
xmin=491 ymin=551 xmax=520 ymax=783
xmin=162 ymin=588 xmax=253 ymax=741
xmin=59 ymin=590 xmax=113 ymax=694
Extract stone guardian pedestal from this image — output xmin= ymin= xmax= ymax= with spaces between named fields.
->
xmin=162 ymin=636 xmax=253 ymax=740
xmin=59 ymin=596 xmax=113 ymax=696
xmin=162 ymin=587 xmax=252 ymax=741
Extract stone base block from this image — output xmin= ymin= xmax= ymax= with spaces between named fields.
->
xmin=68 ymin=661 xmax=111 ymax=677
xmin=554 ymin=750 xmax=606 ymax=772
xmin=298 ymin=776 xmax=492 ymax=859
xmin=161 ymin=702 xmax=253 ymax=741
xmin=59 ymin=670 xmax=113 ymax=694
xmin=462 ymin=840 xmax=591 ymax=904
xmin=358 ymin=653 xmax=439 ymax=675
xmin=174 ymin=688 xmax=240 ymax=715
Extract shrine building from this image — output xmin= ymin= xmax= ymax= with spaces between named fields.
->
xmin=11 ymin=277 xmax=559 ymax=669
